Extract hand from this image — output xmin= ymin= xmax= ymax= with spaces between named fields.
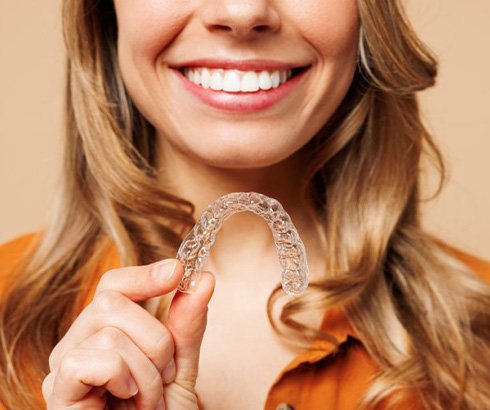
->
xmin=41 ymin=258 xmax=215 ymax=409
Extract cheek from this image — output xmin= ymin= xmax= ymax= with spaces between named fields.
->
xmin=114 ymin=0 xmax=191 ymax=60
xmin=286 ymin=0 xmax=360 ymax=58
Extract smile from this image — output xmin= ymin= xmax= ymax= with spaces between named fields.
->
xmin=171 ymin=61 xmax=311 ymax=113
xmin=180 ymin=67 xmax=294 ymax=93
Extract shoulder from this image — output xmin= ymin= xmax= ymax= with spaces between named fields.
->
xmin=0 ymin=232 xmax=41 ymax=291
xmin=434 ymin=239 xmax=490 ymax=284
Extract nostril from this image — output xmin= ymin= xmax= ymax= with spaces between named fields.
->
xmin=212 ymin=24 xmax=234 ymax=33
xmin=253 ymin=25 xmax=269 ymax=33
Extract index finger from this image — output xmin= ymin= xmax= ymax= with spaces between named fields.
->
xmin=95 ymin=259 xmax=184 ymax=302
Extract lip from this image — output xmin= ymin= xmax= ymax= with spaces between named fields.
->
xmin=169 ymin=58 xmax=309 ymax=71
xmin=170 ymin=62 xmax=311 ymax=113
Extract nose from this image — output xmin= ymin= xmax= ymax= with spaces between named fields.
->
xmin=200 ymin=0 xmax=281 ymax=39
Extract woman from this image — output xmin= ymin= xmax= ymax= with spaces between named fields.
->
xmin=0 ymin=0 xmax=489 ymax=409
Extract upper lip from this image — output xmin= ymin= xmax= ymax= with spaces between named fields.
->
xmin=169 ymin=58 xmax=311 ymax=71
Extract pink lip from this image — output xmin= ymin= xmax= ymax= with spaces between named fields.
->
xmin=171 ymin=66 xmax=310 ymax=113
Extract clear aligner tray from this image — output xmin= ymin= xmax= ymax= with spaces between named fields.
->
xmin=176 ymin=192 xmax=309 ymax=296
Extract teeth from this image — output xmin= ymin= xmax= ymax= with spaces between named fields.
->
xmin=242 ymin=72 xmax=260 ymax=92
xmin=193 ymin=69 xmax=201 ymax=85
xmin=271 ymin=71 xmax=281 ymax=88
xmin=200 ymin=68 xmax=211 ymax=89
xmin=210 ymin=69 xmax=224 ymax=91
xmin=183 ymin=67 xmax=293 ymax=92
xmin=258 ymin=71 xmax=272 ymax=90
xmin=223 ymin=70 xmax=241 ymax=92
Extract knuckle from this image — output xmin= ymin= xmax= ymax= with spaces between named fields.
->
xmin=96 ymin=269 xmax=118 ymax=292
xmin=91 ymin=289 xmax=126 ymax=314
xmin=178 ymin=366 xmax=199 ymax=391
xmin=108 ymin=351 xmax=126 ymax=375
xmin=41 ymin=372 xmax=54 ymax=400
xmin=95 ymin=327 xmax=125 ymax=350
xmin=59 ymin=351 xmax=84 ymax=380
xmin=48 ymin=346 xmax=59 ymax=372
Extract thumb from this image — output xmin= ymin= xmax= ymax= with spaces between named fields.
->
xmin=166 ymin=270 xmax=215 ymax=389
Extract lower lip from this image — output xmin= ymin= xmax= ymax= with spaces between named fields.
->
xmin=172 ymin=68 xmax=309 ymax=113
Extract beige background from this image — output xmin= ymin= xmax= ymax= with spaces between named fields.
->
xmin=0 ymin=1 xmax=489 ymax=260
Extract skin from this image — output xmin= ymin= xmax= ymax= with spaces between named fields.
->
xmin=43 ymin=1 xmax=360 ymax=409
xmin=42 ymin=261 xmax=214 ymax=409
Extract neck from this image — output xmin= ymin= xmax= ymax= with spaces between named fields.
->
xmin=155 ymin=137 xmax=327 ymax=285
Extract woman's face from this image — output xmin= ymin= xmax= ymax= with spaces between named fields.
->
xmin=113 ymin=0 xmax=360 ymax=168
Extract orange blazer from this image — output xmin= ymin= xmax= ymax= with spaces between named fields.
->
xmin=1 ymin=232 xmax=489 ymax=410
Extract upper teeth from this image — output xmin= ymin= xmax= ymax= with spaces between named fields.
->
xmin=183 ymin=67 xmax=293 ymax=92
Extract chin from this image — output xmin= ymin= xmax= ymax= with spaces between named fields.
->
xmin=196 ymin=146 xmax=295 ymax=170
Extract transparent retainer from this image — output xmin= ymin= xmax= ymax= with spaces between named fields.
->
xmin=176 ymin=192 xmax=309 ymax=296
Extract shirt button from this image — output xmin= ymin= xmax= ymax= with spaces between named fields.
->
xmin=276 ymin=404 xmax=294 ymax=410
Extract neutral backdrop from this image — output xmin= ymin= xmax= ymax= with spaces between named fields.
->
xmin=1 ymin=1 xmax=489 ymax=260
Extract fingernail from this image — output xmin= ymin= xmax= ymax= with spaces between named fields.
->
xmin=156 ymin=396 xmax=165 ymax=410
xmin=152 ymin=260 xmax=178 ymax=282
xmin=127 ymin=377 xmax=138 ymax=396
xmin=162 ymin=359 xmax=176 ymax=384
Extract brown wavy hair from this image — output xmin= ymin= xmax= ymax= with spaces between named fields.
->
xmin=1 ymin=0 xmax=489 ymax=409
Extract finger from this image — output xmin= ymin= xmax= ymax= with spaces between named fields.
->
xmin=78 ymin=327 xmax=166 ymax=409
xmin=44 ymin=372 xmax=106 ymax=409
xmin=44 ymin=370 xmax=107 ymax=410
xmin=166 ymin=270 xmax=215 ymax=389
xmin=42 ymin=371 xmax=55 ymax=403
xmin=51 ymin=348 xmax=138 ymax=405
xmin=49 ymin=290 xmax=175 ymax=376
xmin=49 ymin=258 xmax=182 ymax=372
xmin=95 ymin=258 xmax=184 ymax=302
